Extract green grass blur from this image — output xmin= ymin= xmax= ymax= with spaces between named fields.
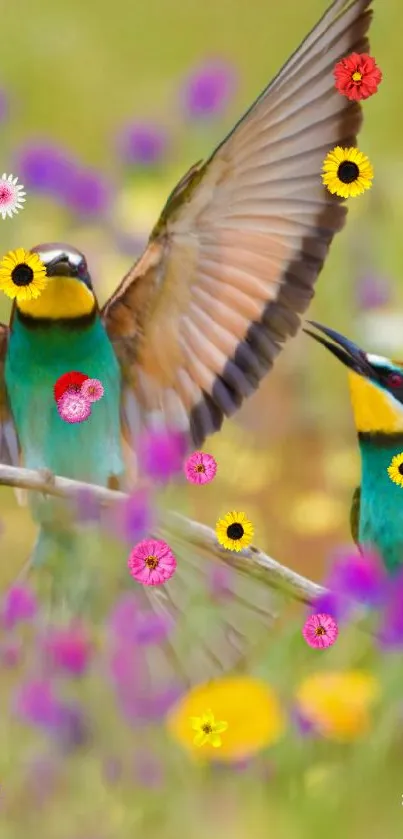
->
xmin=0 ymin=0 xmax=402 ymax=836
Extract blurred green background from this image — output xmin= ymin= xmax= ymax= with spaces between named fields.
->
xmin=0 ymin=0 xmax=402 ymax=836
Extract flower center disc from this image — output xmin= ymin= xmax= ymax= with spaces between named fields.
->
xmin=202 ymin=724 xmax=212 ymax=733
xmin=352 ymin=71 xmax=362 ymax=82
xmin=145 ymin=555 xmax=159 ymax=570
xmin=337 ymin=161 xmax=360 ymax=184
xmin=11 ymin=263 xmax=34 ymax=287
xmin=227 ymin=522 xmax=244 ymax=540
xmin=398 ymin=464 xmax=403 ymax=476
xmin=315 ymin=626 xmax=326 ymax=636
xmin=196 ymin=464 xmax=206 ymax=473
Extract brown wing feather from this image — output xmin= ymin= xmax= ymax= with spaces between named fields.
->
xmin=102 ymin=0 xmax=374 ymax=448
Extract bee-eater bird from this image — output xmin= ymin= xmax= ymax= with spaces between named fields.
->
xmin=305 ymin=322 xmax=403 ymax=574
xmin=0 ymin=0 xmax=374 ymax=681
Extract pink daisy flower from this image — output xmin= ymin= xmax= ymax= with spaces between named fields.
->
xmin=127 ymin=539 xmax=176 ymax=586
xmin=80 ymin=378 xmax=104 ymax=403
xmin=302 ymin=613 xmax=339 ymax=649
xmin=57 ymin=391 xmax=91 ymax=424
xmin=184 ymin=451 xmax=217 ymax=485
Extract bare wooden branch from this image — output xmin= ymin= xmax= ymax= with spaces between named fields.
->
xmin=0 ymin=463 xmax=326 ymax=604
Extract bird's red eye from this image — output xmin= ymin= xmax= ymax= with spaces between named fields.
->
xmin=387 ymin=373 xmax=403 ymax=388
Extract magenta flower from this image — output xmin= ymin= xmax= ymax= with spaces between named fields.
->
xmin=181 ymin=59 xmax=238 ymax=119
xmin=41 ymin=624 xmax=92 ymax=676
xmin=127 ymin=538 xmax=176 ymax=586
xmin=302 ymin=613 xmax=339 ymax=649
xmin=117 ymin=121 xmax=169 ymax=167
xmin=1 ymin=584 xmax=37 ymax=629
xmin=57 ymin=391 xmax=91 ymax=424
xmin=184 ymin=450 xmax=217 ymax=485
xmin=80 ymin=377 xmax=104 ymax=403
xmin=138 ymin=428 xmax=187 ymax=483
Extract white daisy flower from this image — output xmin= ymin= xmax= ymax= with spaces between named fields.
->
xmin=0 ymin=173 xmax=26 ymax=219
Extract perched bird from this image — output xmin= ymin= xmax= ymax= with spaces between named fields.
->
xmin=305 ymin=322 xmax=403 ymax=574
xmin=0 ymin=0 xmax=374 ymax=681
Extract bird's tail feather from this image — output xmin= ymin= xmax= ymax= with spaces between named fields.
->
xmin=26 ymin=520 xmax=280 ymax=689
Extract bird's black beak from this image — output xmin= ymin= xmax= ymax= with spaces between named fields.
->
xmin=45 ymin=255 xmax=78 ymax=278
xmin=303 ymin=321 xmax=373 ymax=377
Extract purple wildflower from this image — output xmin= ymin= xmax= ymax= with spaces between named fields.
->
xmin=1 ymin=584 xmax=37 ymax=630
xmin=108 ymin=594 xmax=173 ymax=644
xmin=138 ymin=428 xmax=187 ymax=483
xmin=181 ymin=59 xmax=238 ymax=119
xmin=51 ymin=703 xmax=90 ymax=751
xmin=355 ymin=274 xmax=391 ymax=310
xmin=378 ymin=569 xmax=403 ymax=649
xmin=109 ymin=641 xmax=146 ymax=689
xmin=119 ymin=684 xmax=182 ymax=724
xmin=16 ymin=142 xmax=76 ymax=196
xmin=327 ymin=547 xmax=387 ymax=607
xmin=15 ymin=679 xmax=62 ymax=727
xmin=41 ymin=624 xmax=92 ymax=676
xmin=119 ymin=488 xmax=154 ymax=543
xmin=64 ymin=167 xmax=111 ymax=217
xmin=309 ymin=589 xmax=350 ymax=623
xmin=134 ymin=612 xmax=174 ymax=645
xmin=291 ymin=706 xmax=319 ymax=737
xmin=117 ymin=122 xmax=169 ymax=167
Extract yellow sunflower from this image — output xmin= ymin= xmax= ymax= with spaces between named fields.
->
xmin=166 ymin=676 xmax=286 ymax=762
xmin=321 ymin=146 xmax=373 ymax=198
xmin=387 ymin=452 xmax=403 ymax=487
xmin=0 ymin=248 xmax=47 ymax=301
xmin=215 ymin=511 xmax=254 ymax=552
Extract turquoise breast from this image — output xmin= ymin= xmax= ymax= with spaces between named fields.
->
xmin=5 ymin=315 xmax=124 ymax=487
xmin=359 ymin=437 xmax=403 ymax=573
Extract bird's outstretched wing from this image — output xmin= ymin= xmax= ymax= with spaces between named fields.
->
xmin=0 ymin=324 xmax=19 ymax=465
xmin=350 ymin=485 xmax=361 ymax=546
xmin=102 ymin=0 xmax=374 ymax=447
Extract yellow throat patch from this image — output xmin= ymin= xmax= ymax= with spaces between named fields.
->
xmin=17 ymin=275 xmax=95 ymax=319
xmin=348 ymin=370 xmax=403 ymax=433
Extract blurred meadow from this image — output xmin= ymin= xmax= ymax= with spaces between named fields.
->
xmin=0 ymin=0 xmax=403 ymax=837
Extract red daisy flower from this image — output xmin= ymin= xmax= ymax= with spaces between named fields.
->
xmin=333 ymin=52 xmax=382 ymax=101
xmin=53 ymin=371 xmax=89 ymax=403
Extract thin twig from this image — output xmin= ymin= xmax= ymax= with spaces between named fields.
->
xmin=0 ymin=464 xmax=326 ymax=604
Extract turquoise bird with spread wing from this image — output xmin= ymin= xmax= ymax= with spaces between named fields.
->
xmin=0 ymin=0 xmax=374 ymax=682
